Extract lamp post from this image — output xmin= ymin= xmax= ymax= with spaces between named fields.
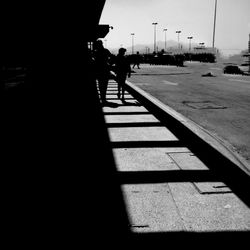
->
xmin=131 ymin=33 xmax=135 ymax=54
xmin=163 ymin=28 xmax=167 ymax=51
xmin=199 ymin=42 xmax=205 ymax=52
xmin=187 ymin=36 xmax=193 ymax=51
xmin=176 ymin=30 xmax=181 ymax=50
xmin=212 ymin=0 xmax=217 ymax=50
xmin=152 ymin=22 xmax=158 ymax=53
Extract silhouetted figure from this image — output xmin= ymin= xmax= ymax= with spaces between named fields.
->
xmin=115 ymin=48 xmax=131 ymax=102
xmin=132 ymin=51 xmax=141 ymax=69
xmin=93 ymin=40 xmax=112 ymax=103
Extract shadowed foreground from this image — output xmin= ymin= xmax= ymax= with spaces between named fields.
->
xmin=1 ymin=1 xmax=250 ymax=248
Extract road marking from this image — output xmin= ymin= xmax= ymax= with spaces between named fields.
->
xmin=228 ymin=79 xmax=250 ymax=83
xmin=162 ymin=80 xmax=179 ymax=86
xmin=210 ymin=67 xmax=221 ymax=70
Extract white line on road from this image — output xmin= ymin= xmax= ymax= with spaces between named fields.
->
xmin=228 ymin=79 xmax=250 ymax=83
xmin=162 ymin=80 xmax=179 ymax=86
xmin=210 ymin=67 xmax=221 ymax=70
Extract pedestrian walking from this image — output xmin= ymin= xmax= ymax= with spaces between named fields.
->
xmin=115 ymin=48 xmax=131 ymax=102
xmin=93 ymin=40 xmax=112 ymax=104
xmin=132 ymin=51 xmax=141 ymax=69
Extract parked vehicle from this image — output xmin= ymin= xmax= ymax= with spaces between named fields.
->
xmin=223 ymin=65 xmax=245 ymax=75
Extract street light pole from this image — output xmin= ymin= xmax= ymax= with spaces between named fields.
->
xmin=212 ymin=0 xmax=217 ymax=50
xmin=152 ymin=22 xmax=158 ymax=53
xmin=187 ymin=36 xmax=193 ymax=51
xmin=163 ymin=29 xmax=167 ymax=51
xmin=176 ymin=30 xmax=181 ymax=50
xmin=131 ymin=33 xmax=135 ymax=54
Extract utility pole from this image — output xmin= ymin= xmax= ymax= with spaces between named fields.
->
xmin=212 ymin=0 xmax=217 ymax=50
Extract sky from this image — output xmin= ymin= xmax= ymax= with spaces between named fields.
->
xmin=100 ymin=0 xmax=250 ymax=56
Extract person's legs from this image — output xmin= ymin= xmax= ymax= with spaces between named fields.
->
xmin=116 ymin=76 xmax=121 ymax=99
xmin=121 ymin=86 xmax=125 ymax=101
xmin=117 ymin=82 xmax=121 ymax=98
xmin=102 ymin=79 xmax=108 ymax=103
xmin=98 ymin=78 xmax=108 ymax=103
xmin=121 ymin=77 xmax=126 ymax=101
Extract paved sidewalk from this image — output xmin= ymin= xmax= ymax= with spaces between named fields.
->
xmin=101 ymin=79 xmax=250 ymax=234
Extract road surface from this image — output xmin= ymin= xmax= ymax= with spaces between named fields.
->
xmin=129 ymin=61 xmax=250 ymax=168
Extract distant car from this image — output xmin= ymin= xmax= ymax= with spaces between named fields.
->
xmin=223 ymin=65 xmax=244 ymax=75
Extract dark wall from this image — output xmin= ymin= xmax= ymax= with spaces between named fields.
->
xmin=1 ymin=1 xmax=131 ymax=247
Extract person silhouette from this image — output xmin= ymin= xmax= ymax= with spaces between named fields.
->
xmin=115 ymin=48 xmax=131 ymax=102
xmin=132 ymin=51 xmax=141 ymax=69
xmin=93 ymin=40 xmax=112 ymax=104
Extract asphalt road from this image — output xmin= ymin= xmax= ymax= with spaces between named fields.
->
xmin=129 ymin=61 xmax=250 ymax=168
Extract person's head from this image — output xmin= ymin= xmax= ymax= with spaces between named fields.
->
xmin=93 ymin=40 xmax=104 ymax=50
xmin=118 ymin=47 xmax=126 ymax=56
xmin=136 ymin=51 xmax=139 ymax=55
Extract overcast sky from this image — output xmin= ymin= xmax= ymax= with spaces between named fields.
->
xmin=100 ymin=0 xmax=250 ymax=56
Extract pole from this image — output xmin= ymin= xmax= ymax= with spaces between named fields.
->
xmin=177 ymin=33 xmax=179 ymax=49
xmin=212 ymin=0 xmax=217 ymax=50
xmin=248 ymin=33 xmax=250 ymax=73
xmin=176 ymin=31 xmax=181 ymax=50
xmin=131 ymin=33 xmax=135 ymax=54
xmin=154 ymin=25 xmax=156 ymax=52
xmin=163 ymin=29 xmax=167 ymax=51
xmin=152 ymin=23 xmax=158 ymax=53
xmin=188 ymin=36 xmax=193 ymax=51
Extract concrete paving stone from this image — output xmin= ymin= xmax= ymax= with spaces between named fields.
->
xmin=108 ymin=127 xmax=178 ymax=142
xmin=104 ymin=114 xmax=160 ymax=123
xmin=106 ymin=95 xmax=132 ymax=99
xmin=106 ymin=86 xmax=118 ymax=88
xmin=168 ymin=182 xmax=250 ymax=232
xmin=106 ymin=91 xmax=131 ymax=95
xmin=113 ymin=148 xmax=180 ymax=172
xmin=122 ymin=184 xmax=186 ymax=232
xmin=168 ymin=152 xmax=232 ymax=194
xmin=106 ymin=96 xmax=136 ymax=101
xmin=162 ymin=147 xmax=190 ymax=153
xmin=168 ymin=152 xmax=209 ymax=170
xmin=103 ymin=105 xmax=148 ymax=113
xmin=193 ymin=182 xmax=232 ymax=194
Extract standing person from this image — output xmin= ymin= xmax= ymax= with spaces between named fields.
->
xmin=132 ymin=51 xmax=141 ymax=69
xmin=115 ymin=48 xmax=131 ymax=102
xmin=93 ymin=40 xmax=112 ymax=104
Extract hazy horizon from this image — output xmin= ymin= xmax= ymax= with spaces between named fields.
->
xmin=100 ymin=0 xmax=250 ymax=57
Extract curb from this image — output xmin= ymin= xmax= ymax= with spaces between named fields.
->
xmin=125 ymin=80 xmax=250 ymax=177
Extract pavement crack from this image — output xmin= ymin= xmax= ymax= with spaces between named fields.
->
xmin=166 ymin=183 xmax=188 ymax=231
